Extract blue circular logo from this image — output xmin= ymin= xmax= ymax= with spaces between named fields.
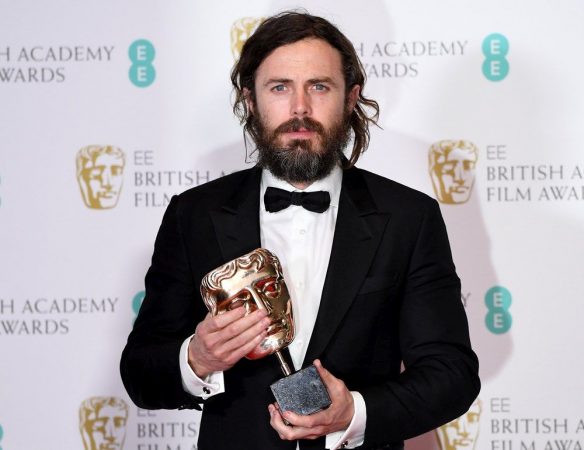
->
xmin=129 ymin=39 xmax=156 ymax=87
xmin=132 ymin=291 xmax=145 ymax=317
xmin=482 ymin=33 xmax=509 ymax=57
xmin=482 ymin=33 xmax=509 ymax=82
xmin=485 ymin=286 xmax=512 ymax=334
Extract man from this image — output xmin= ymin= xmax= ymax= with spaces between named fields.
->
xmin=79 ymin=397 xmax=129 ymax=450
xmin=76 ymin=145 xmax=125 ymax=209
xmin=121 ymin=12 xmax=480 ymax=450
xmin=429 ymin=140 xmax=478 ymax=205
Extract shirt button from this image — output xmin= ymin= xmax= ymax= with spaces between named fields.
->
xmin=299 ymin=229 xmax=306 ymax=235
xmin=203 ymin=387 xmax=211 ymax=395
xmin=340 ymin=441 xmax=349 ymax=448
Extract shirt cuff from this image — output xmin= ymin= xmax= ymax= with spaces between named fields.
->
xmin=179 ymin=334 xmax=225 ymax=399
xmin=325 ymin=391 xmax=366 ymax=449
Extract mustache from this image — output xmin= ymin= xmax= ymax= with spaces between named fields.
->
xmin=273 ymin=117 xmax=325 ymax=135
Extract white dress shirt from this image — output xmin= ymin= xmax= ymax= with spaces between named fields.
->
xmin=179 ymin=165 xmax=366 ymax=449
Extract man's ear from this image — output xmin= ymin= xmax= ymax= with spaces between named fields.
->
xmin=347 ymin=84 xmax=360 ymax=111
xmin=243 ymin=87 xmax=254 ymax=114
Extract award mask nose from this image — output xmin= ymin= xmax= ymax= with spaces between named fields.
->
xmin=248 ymin=287 xmax=270 ymax=314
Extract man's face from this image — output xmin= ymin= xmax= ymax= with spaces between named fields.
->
xmin=437 ymin=401 xmax=481 ymax=450
xmin=82 ymin=404 xmax=127 ymax=450
xmin=249 ymin=38 xmax=359 ymax=184
xmin=79 ymin=152 xmax=124 ymax=209
xmin=202 ymin=250 xmax=294 ymax=359
xmin=431 ymin=147 xmax=477 ymax=204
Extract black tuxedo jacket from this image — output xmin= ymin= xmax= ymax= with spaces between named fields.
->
xmin=120 ymin=166 xmax=480 ymax=450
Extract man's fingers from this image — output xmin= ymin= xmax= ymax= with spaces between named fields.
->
xmin=197 ymin=309 xmax=269 ymax=355
xmin=221 ymin=328 xmax=268 ymax=365
xmin=269 ymin=404 xmax=325 ymax=441
xmin=203 ymin=306 xmax=247 ymax=332
xmin=189 ymin=308 xmax=270 ymax=376
xmin=268 ymin=360 xmax=354 ymax=439
xmin=220 ymin=314 xmax=271 ymax=353
xmin=313 ymin=359 xmax=334 ymax=385
xmin=201 ymin=308 xmax=267 ymax=340
xmin=282 ymin=408 xmax=330 ymax=429
xmin=220 ymin=309 xmax=269 ymax=340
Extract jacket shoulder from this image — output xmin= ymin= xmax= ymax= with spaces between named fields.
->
xmin=174 ymin=167 xmax=258 ymax=206
xmin=353 ymin=167 xmax=438 ymax=212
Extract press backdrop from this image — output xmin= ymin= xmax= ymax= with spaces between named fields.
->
xmin=1 ymin=1 xmax=584 ymax=449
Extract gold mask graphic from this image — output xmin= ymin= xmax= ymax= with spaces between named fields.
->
xmin=76 ymin=145 xmax=125 ymax=209
xmin=429 ymin=140 xmax=478 ymax=204
xmin=200 ymin=248 xmax=294 ymax=360
xmin=436 ymin=398 xmax=482 ymax=450
xmin=230 ymin=17 xmax=264 ymax=60
xmin=79 ymin=397 xmax=129 ymax=450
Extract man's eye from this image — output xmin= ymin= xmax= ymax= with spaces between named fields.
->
xmin=313 ymin=83 xmax=327 ymax=91
xmin=272 ymin=85 xmax=286 ymax=92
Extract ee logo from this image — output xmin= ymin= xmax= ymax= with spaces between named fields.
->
xmin=132 ymin=290 xmax=145 ymax=322
xmin=482 ymin=33 xmax=509 ymax=82
xmin=485 ymin=286 xmax=512 ymax=334
xmin=129 ymin=39 xmax=156 ymax=87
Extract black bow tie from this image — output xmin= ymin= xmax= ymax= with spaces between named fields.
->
xmin=264 ymin=187 xmax=331 ymax=213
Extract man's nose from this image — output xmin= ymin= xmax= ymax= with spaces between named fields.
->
xmin=290 ymin=89 xmax=311 ymax=117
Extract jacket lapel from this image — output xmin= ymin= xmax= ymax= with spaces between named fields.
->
xmin=210 ymin=167 xmax=263 ymax=263
xmin=209 ymin=167 xmax=295 ymax=370
xmin=303 ymin=168 xmax=391 ymax=366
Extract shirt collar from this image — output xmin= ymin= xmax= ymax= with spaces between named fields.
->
xmin=260 ymin=163 xmax=343 ymax=208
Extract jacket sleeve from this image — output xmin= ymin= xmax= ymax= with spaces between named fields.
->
xmin=360 ymin=199 xmax=480 ymax=447
xmin=120 ymin=195 xmax=205 ymax=410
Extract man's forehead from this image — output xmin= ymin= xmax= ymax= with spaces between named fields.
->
xmin=255 ymin=38 xmax=345 ymax=84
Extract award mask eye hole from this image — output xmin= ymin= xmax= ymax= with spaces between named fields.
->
xmin=227 ymin=291 xmax=251 ymax=310
xmin=257 ymin=279 xmax=281 ymax=299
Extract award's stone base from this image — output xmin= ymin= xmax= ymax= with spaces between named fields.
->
xmin=270 ymin=365 xmax=331 ymax=415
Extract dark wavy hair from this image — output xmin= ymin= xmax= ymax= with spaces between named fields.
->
xmin=230 ymin=11 xmax=380 ymax=168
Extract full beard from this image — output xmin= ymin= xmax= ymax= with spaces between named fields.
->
xmin=254 ymin=115 xmax=351 ymax=184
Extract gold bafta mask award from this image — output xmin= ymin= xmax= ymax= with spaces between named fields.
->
xmin=200 ymin=248 xmax=331 ymax=415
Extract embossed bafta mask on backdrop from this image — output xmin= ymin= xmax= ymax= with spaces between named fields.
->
xmin=429 ymin=140 xmax=478 ymax=204
xmin=200 ymin=248 xmax=294 ymax=359
xmin=79 ymin=397 xmax=129 ymax=450
xmin=230 ymin=17 xmax=264 ymax=60
xmin=436 ymin=398 xmax=482 ymax=450
xmin=76 ymin=145 xmax=125 ymax=209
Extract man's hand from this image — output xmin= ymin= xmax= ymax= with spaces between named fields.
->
xmin=268 ymin=359 xmax=355 ymax=440
xmin=188 ymin=307 xmax=270 ymax=379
